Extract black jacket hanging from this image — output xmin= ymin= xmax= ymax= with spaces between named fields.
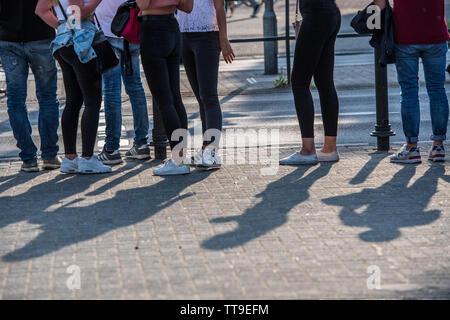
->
xmin=351 ymin=1 xmax=396 ymax=66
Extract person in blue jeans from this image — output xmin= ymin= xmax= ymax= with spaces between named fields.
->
xmin=96 ymin=0 xmax=150 ymax=165
xmin=376 ymin=0 xmax=450 ymax=164
xmin=0 ymin=0 xmax=60 ymax=172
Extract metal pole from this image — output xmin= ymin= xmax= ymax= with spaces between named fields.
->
xmin=371 ymin=48 xmax=395 ymax=151
xmin=263 ymin=0 xmax=278 ymax=74
xmin=151 ymin=97 xmax=168 ymax=160
xmin=285 ymin=0 xmax=291 ymax=84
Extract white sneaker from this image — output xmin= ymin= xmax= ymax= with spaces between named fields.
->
xmin=198 ymin=149 xmax=221 ymax=169
xmin=153 ymin=159 xmax=190 ymax=176
xmin=61 ymin=157 xmax=79 ymax=174
xmin=428 ymin=145 xmax=445 ymax=162
xmin=78 ymin=156 xmax=112 ymax=174
xmin=390 ymin=145 xmax=422 ymax=164
xmin=279 ymin=152 xmax=318 ymax=165
xmin=316 ymin=150 xmax=339 ymax=162
xmin=184 ymin=148 xmax=203 ymax=167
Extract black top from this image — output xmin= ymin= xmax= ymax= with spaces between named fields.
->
xmin=0 ymin=0 xmax=55 ymax=42
xmin=300 ymin=0 xmax=338 ymax=10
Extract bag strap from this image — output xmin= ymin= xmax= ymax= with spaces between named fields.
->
xmin=56 ymin=0 xmax=75 ymax=35
xmin=93 ymin=13 xmax=102 ymax=31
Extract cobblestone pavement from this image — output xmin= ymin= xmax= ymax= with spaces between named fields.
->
xmin=0 ymin=146 xmax=448 ymax=299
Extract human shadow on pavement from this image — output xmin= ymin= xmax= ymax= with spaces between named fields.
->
xmin=202 ymin=163 xmax=333 ymax=250
xmin=1 ymin=162 xmax=211 ymax=262
xmin=349 ymin=151 xmax=390 ymax=185
xmin=0 ymin=161 xmax=139 ymax=236
xmin=323 ymin=165 xmax=447 ymax=242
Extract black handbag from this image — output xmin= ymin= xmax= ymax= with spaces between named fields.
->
xmin=56 ymin=1 xmax=118 ymax=74
xmin=111 ymin=0 xmax=137 ymax=38
xmin=92 ymin=14 xmax=120 ymax=74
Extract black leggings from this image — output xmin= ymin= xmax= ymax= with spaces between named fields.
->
xmin=291 ymin=7 xmax=341 ymax=138
xmin=182 ymin=32 xmax=222 ymax=147
xmin=139 ymin=15 xmax=187 ymax=150
xmin=54 ymin=46 xmax=102 ymax=157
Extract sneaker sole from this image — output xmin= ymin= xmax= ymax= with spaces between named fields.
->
xmin=61 ymin=169 xmax=79 ymax=174
xmin=428 ymin=156 xmax=445 ymax=162
xmin=79 ymin=170 xmax=112 ymax=174
xmin=21 ymin=167 xmax=39 ymax=172
xmin=42 ymin=164 xmax=61 ymax=170
xmin=126 ymin=154 xmax=151 ymax=160
xmin=100 ymin=159 xmax=123 ymax=165
xmin=153 ymin=167 xmax=190 ymax=176
xmin=197 ymin=164 xmax=222 ymax=170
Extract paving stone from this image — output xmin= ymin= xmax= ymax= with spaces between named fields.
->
xmin=0 ymin=146 xmax=449 ymax=298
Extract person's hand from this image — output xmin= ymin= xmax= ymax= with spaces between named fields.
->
xmin=373 ymin=0 xmax=386 ymax=10
xmin=221 ymin=38 xmax=235 ymax=64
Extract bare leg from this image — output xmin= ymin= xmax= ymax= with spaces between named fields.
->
xmin=321 ymin=136 xmax=337 ymax=153
xmin=300 ymin=138 xmax=316 ymax=155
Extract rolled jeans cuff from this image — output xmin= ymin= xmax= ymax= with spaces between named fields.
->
xmin=406 ymin=136 xmax=419 ymax=144
xmin=430 ymin=134 xmax=446 ymax=142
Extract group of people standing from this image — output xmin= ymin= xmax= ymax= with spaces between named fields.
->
xmin=280 ymin=0 xmax=449 ymax=165
xmin=0 ymin=0 xmax=448 ymax=177
xmin=0 ymin=0 xmax=233 ymax=175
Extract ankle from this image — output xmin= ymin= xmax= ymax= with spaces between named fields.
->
xmin=433 ymin=141 xmax=443 ymax=146
xmin=406 ymin=143 xmax=418 ymax=150
xmin=321 ymin=146 xmax=337 ymax=153
xmin=65 ymin=154 xmax=77 ymax=160
xmin=300 ymin=148 xmax=315 ymax=156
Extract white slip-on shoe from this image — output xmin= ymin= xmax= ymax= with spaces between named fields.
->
xmin=78 ymin=156 xmax=112 ymax=174
xmin=61 ymin=157 xmax=79 ymax=174
xmin=316 ymin=150 xmax=340 ymax=162
xmin=198 ymin=149 xmax=222 ymax=170
xmin=279 ymin=152 xmax=318 ymax=165
xmin=153 ymin=159 xmax=190 ymax=176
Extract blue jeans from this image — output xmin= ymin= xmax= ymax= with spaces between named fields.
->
xmin=0 ymin=39 xmax=59 ymax=162
xmin=102 ymin=37 xmax=149 ymax=151
xmin=395 ymin=42 xmax=449 ymax=143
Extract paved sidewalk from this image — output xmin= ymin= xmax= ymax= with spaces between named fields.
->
xmin=0 ymin=146 xmax=449 ymax=299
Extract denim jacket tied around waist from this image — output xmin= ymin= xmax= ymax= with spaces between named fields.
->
xmin=50 ymin=19 xmax=105 ymax=64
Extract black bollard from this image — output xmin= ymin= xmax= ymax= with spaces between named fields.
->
xmin=150 ymin=97 xmax=168 ymax=160
xmin=285 ymin=0 xmax=291 ymax=84
xmin=371 ymin=48 xmax=395 ymax=151
xmin=263 ymin=0 xmax=278 ymax=74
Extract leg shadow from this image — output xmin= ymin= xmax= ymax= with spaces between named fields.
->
xmin=2 ymin=169 xmax=213 ymax=262
xmin=202 ymin=163 xmax=334 ymax=250
xmin=349 ymin=151 xmax=390 ymax=185
xmin=323 ymin=165 xmax=445 ymax=242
